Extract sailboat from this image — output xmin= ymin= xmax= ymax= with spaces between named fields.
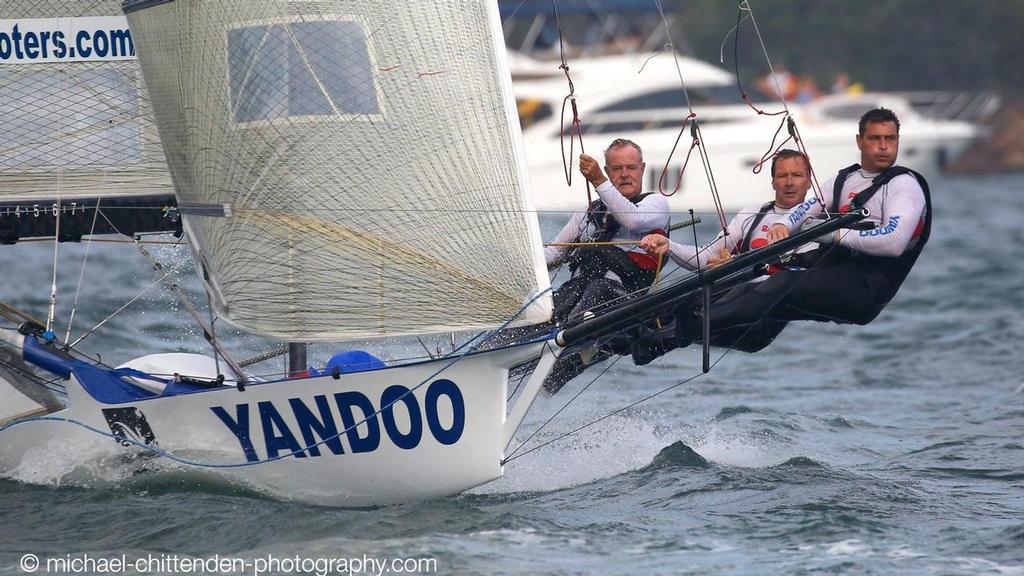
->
xmin=0 ymin=0 xmax=566 ymax=505
xmin=0 ymin=0 xmax=865 ymax=505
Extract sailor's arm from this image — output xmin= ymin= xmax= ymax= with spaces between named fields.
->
xmin=638 ymin=232 xmax=730 ymax=270
xmin=824 ymin=175 xmax=926 ymax=257
xmin=545 ymin=212 xmax=586 ymax=268
xmin=767 ymin=196 xmax=824 ymax=242
xmin=694 ymin=212 xmax=748 ymax=267
xmin=578 ymin=154 xmax=668 ymax=232
xmin=593 ymin=181 xmax=670 ymax=231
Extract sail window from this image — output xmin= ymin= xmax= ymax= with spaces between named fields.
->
xmin=227 ymin=20 xmax=379 ymax=123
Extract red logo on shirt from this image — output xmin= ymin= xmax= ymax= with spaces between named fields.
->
xmin=761 ymin=224 xmax=769 ymax=232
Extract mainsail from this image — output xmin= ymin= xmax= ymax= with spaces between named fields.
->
xmin=0 ymin=1 xmax=178 ymax=242
xmin=124 ymin=1 xmax=553 ymax=340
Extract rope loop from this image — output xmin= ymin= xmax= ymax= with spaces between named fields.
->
xmin=658 ymin=112 xmax=698 ymax=197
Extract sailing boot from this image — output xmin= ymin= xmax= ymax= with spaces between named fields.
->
xmin=630 ymin=305 xmax=701 ymax=366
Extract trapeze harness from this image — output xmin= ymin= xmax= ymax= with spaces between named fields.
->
xmin=817 ymin=163 xmax=932 ymax=309
xmin=567 ymin=193 xmax=668 ymax=293
xmin=701 ymin=164 xmax=931 ymax=331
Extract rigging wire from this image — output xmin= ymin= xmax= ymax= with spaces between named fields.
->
xmin=46 ymin=205 xmax=60 ymax=337
xmin=503 ymin=348 xmax=625 ymax=464
xmin=67 ymin=259 xmax=189 ymax=350
xmin=64 ymin=199 xmax=103 ymax=345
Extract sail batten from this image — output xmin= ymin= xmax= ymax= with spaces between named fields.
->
xmin=126 ymin=1 xmax=553 ymax=340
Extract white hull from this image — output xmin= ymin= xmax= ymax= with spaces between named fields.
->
xmin=0 ymin=337 xmax=558 ymax=506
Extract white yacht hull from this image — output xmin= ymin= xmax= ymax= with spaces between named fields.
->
xmin=525 ymin=108 xmax=976 ymax=215
xmin=510 ymin=52 xmax=980 ymax=215
xmin=0 ymin=338 xmax=557 ymax=506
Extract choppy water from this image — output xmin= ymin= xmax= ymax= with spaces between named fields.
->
xmin=1 ymin=173 xmax=1022 ymax=575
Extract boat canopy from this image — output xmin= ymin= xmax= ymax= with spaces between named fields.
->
xmin=124 ymin=0 xmax=552 ymax=341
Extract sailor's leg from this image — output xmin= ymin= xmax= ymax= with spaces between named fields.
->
xmin=552 ymin=276 xmax=589 ymax=324
xmin=708 ymin=320 xmax=788 ymax=352
xmin=566 ymin=278 xmax=627 ymax=322
xmin=710 ymin=263 xmax=883 ymax=327
xmin=542 ymin=279 xmax=629 ymax=393
xmin=542 ymin=347 xmax=614 ymax=394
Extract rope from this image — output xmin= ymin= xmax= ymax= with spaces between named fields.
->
xmin=728 ymin=1 xmax=787 ymax=117
xmin=238 ymin=346 xmax=289 ymax=369
xmin=544 ymin=240 xmax=638 ymax=248
xmin=657 ymin=113 xmax=698 ymax=196
xmin=552 ymin=0 xmax=592 ymax=206
xmin=649 ymin=1 xmax=729 ymax=237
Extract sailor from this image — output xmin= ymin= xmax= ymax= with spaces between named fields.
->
xmin=631 ymin=149 xmax=814 ymax=364
xmin=543 ymin=138 xmax=669 ymax=391
xmin=635 ymin=107 xmax=930 ymax=362
xmin=545 ymin=138 xmax=670 ymax=323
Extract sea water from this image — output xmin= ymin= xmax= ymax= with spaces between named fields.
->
xmin=0 ymin=173 xmax=1021 ymax=575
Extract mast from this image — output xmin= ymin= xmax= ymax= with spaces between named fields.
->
xmin=288 ymin=343 xmax=307 ymax=377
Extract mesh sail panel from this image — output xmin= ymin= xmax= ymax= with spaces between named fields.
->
xmin=126 ymin=0 xmax=552 ymax=340
xmin=0 ymin=1 xmax=172 ymax=201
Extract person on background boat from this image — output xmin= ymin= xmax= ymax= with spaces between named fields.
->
xmin=543 ymin=138 xmax=669 ymax=392
xmin=632 ymin=107 xmax=931 ymax=363
xmin=630 ymin=149 xmax=814 ymax=364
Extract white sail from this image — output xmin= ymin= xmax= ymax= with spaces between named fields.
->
xmin=125 ymin=0 xmax=552 ymax=340
xmin=0 ymin=1 xmax=172 ymax=202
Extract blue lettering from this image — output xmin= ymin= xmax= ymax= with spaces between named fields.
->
xmin=0 ymin=34 xmax=11 ymax=59
xmin=38 ymin=31 xmax=51 ymax=58
xmin=214 ymin=378 xmax=468 ymax=460
xmin=380 ymin=385 xmax=422 ymax=450
xmin=76 ymin=30 xmax=91 ymax=58
xmin=52 ymin=32 xmax=66 ymax=58
xmin=258 ymin=400 xmax=305 ymax=459
xmin=210 ymin=404 xmax=259 ymax=463
xmin=289 ymin=395 xmax=344 ymax=457
xmin=11 ymin=25 xmax=24 ymax=59
xmin=425 ymin=379 xmax=465 ymax=445
xmin=22 ymin=32 xmax=39 ymax=59
xmin=334 ymin=391 xmax=381 ymax=453
xmin=860 ymin=215 xmax=899 ymax=237
xmin=787 ymin=198 xmax=817 ymax=227
xmin=93 ymin=30 xmax=109 ymax=58
xmin=110 ymin=29 xmax=134 ymax=57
